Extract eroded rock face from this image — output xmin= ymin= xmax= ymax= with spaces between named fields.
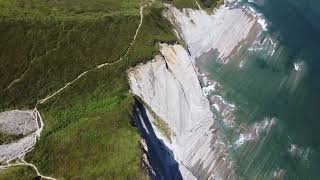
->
xmin=163 ymin=4 xmax=257 ymax=61
xmin=129 ymin=44 xmax=236 ymax=179
xmin=0 ymin=134 xmax=36 ymax=163
xmin=0 ymin=110 xmax=38 ymax=136
xmin=0 ymin=109 xmax=41 ymax=163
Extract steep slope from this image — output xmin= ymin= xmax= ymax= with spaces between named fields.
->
xmin=127 ymin=2 xmax=270 ymax=179
xmin=129 ymin=44 xmax=236 ymax=179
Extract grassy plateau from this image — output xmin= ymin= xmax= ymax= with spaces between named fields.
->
xmin=0 ymin=0 xmax=225 ymax=178
xmin=0 ymin=0 xmax=180 ymax=179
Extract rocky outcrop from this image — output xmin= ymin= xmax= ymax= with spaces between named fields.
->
xmin=129 ymin=44 xmax=236 ymax=179
xmin=0 ymin=109 xmax=42 ymax=164
xmin=129 ymin=2 xmax=269 ymax=179
xmin=0 ymin=110 xmax=38 ymax=136
xmin=163 ymin=4 xmax=259 ymax=61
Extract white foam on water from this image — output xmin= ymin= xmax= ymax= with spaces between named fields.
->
xmin=212 ymin=103 xmax=221 ymax=112
xmin=268 ymin=37 xmax=277 ymax=56
xmin=210 ymin=95 xmax=236 ymax=127
xmin=234 ymin=117 xmax=277 ymax=147
xmin=246 ymin=6 xmax=268 ymax=31
xmin=248 ymin=46 xmax=264 ymax=52
xmin=288 ymin=143 xmax=312 ymax=165
xmin=247 ymin=33 xmax=277 ymax=58
xmin=257 ymin=17 xmax=268 ymax=31
xmin=212 ymin=95 xmax=236 ymax=108
xmin=273 ymin=169 xmax=286 ymax=179
xmin=202 ymin=82 xmax=218 ymax=96
xmin=239 ymin=60 xmax=245 ymax=68
xmin=294 ymin=61 xmax=304 ymax=72
xmin=289 ymin=144 xmax=299 ymax=154
xmin=235 ymin=133 xmax=254 ymax=147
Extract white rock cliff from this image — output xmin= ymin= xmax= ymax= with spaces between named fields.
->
xmin=129 ymin=44 xmax=235 ymax=179
xmin=129 ymin=2 xmax=266 ymax=179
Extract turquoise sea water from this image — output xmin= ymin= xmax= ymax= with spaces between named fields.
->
xmin=198 ymin=0 xmax=320 ymax=179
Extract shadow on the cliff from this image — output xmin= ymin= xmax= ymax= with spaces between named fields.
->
xmin=132 ymin=98 xmax=183 ymax=180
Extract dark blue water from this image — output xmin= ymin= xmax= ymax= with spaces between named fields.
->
xmin=199 ymin=0 xmax=320 ymax=179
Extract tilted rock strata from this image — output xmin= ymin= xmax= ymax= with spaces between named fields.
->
xmin=129 ymin=44 xmax=236 ymax=179
xmin=163 ymin=4 xmax=256 ymax=61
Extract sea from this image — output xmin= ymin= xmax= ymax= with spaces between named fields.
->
xmin=197 ymin=0 xmax=320 ymax=179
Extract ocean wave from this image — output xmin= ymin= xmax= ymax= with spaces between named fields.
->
xmin=273 ymin=169 xmax=286 ymax=179
xmin=234 ymin=117 xmax=278 ymax=148
xmin=234 ymin=133 xmax=254 ymax=147
xmin=202 ymin=83 xmax=218 ymax=96
xmin=294 ymin=61 xmax=305 ymax=72
xmin=245 ymin=28 xmax=278 ymax=59
xmin=288 ymin=143 xmax=312 ymax=164
xmin=245 ymin=5 xmax=268 ymax=31
xmin=239 ymin=60 xmax=246 ymax=68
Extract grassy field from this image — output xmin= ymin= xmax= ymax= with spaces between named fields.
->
xmin=0 ymin=166 xmax=38 ymax=180
xmin=0 ymin=133 xmax=23 ymax=144
xmin=198 ymin=0 xmax=224 ymax=9
xmin=0 ymin=0 xmax=224 ymax=178
xmin=163 ymin=0 xmax=224 ymax=10
xmin=0 ymin=0 xmax=177 ymax=179
xmin=164 ymin=0 xmax=198 ymax=9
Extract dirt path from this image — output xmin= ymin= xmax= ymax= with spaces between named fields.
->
xmin=0 ymin=108 xmax=56 ymax=180
xmin=0 ymin=2 xmax=148 ymax=179
xmin=194 ymin=0 xmax=202 ymax=10
xmin=38 ymin=3 xmax=147 ymax=105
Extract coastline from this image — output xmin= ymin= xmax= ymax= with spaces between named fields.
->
xmin=128 ymin=1 xmax=284 ymax=178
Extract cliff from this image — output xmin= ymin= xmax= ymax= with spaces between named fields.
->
xmin=163 ymin=3 xmax=261 ymax=62
xmin=129 ymin=44 xmax=235 ymax=179
xmin=128 ymin=2 xmax=267 ymax=178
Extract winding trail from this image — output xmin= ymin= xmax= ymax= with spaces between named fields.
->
xmin=38 ymin=2 xmax=147 ymax=105
xmin=0 ymin=108 xmax=54 ymax=179
xmin=194 ymin=0 xmax=202 ymax=10
xmin=0 ymin=2 xmax=148 ymax=179
xmin=4 ymin=27 xmax=78 ymax=92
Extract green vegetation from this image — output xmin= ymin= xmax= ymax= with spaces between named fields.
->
xmin=163 ymin=0 xmax=224 ymax=10
xmin=164 ymin=0 xmax=198 ymax=9
xmin=0 ymin=133 xmax=23 ymax=144
xmin=0 ymin=0 xmax=140 ymax=17
xmin=140 ymin=98 xmax=172 ymax=142
xmin=152 ymin=113 xmax=172 ymax=143
xmin=198 ymin=0 xmax=224 ymax=10
xmin=0 ymin=0 xmax=179 ymax=178
xmin=0 ymin=166 xmax=38 ymax=180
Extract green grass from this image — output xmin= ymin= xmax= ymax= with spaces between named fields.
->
xmin=0 ymin=166 xmax=38 ymax=180
xmin=162 ymin=0 xmax=224 ymax=10
xmin=0 ymin=0 xmax=180 ymax=178
xmin=139 ymin=98 xmax=172 ymax=142
xmin=0 ymin=0 xmax=141 ymax=17
xmin=0 ymin=14 xmax=141 ymax=109
xmin=164 ymin=0 xmax=198 ymax=9
xmin=0 ymin=133 xmax=23 ymax=144
xmin=198 ymin=0 xmax=224 ymax=10
xmin=152 ymin=113 xmax=172 ymax=143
